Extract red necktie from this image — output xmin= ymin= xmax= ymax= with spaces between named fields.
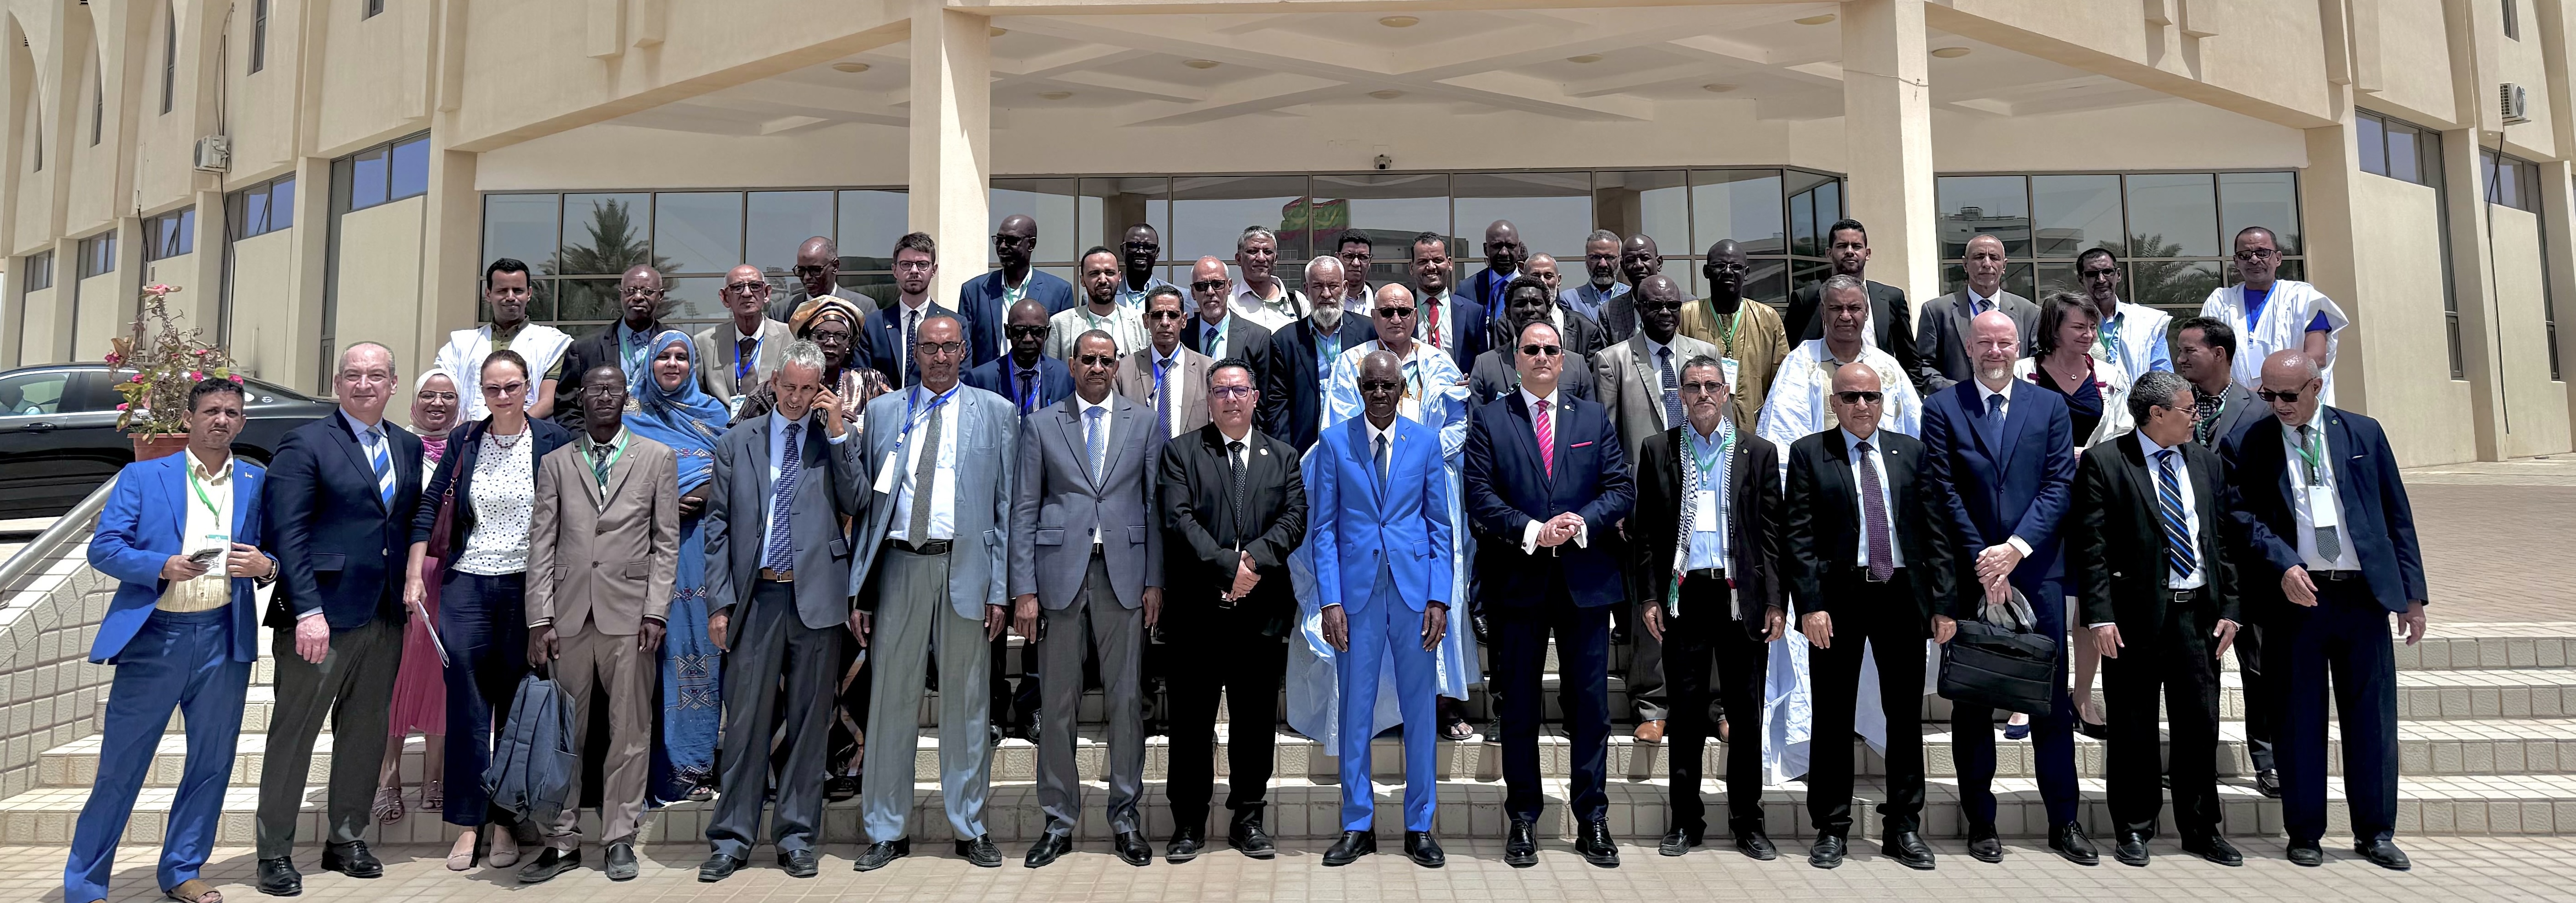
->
xmin=1535 ymin=399 xmax=1555 ymax=479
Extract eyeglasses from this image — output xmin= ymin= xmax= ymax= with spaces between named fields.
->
xmin=1704 ymin=262 xmax=1748 ymax=274
xmin=1145 ymin=310 xmax=1187 ymax=321
xmin=482 ymin=382 xmax=527 ymax=396
xmin=1641 ymin=301 xmax=1685 ymax=313
xmin=2257 ymin=388 xmax=2306 ymax=403
xmin=2079 ymin=268 xmax=2121 ymax=280
xmin=617 ymin=286 xmax=667 ymax=298
xmin=914 ymin=342 xmax=966 ymax=359
xmin=2234 ymin=248 xmax=2281 ymax=262
xmin=1338 ymin=250 xmax=1373 ymax=264
xmin=722 ymin=282 xmax=767 ymax=296
xmin=1358 ymin=380 xmax=1405 ymax=393
xmin=1834 ymin=390 xmax=1884 ymax=405
xmin=1006 ymin=325 xmax=1050 ymax=339
xmin=1518 ymin=344 xmax=1564 ymax=357
xmin=1122 ymin=241 xmax=1160 ymax=255
xmin=1208 ymin=385 xmax=1256 ymax=399
xmin=893 ymin=261 xmax=935 ymax=274
xmin=1678 ymin=382 xmax=1727 ymax=396
xmin=1076 ymin=354 xmax=1120 ymax=367
xmin=1375 ymin=306 xmax=1415 ymax=319
xmin=993 ymin=235 xmax=1037 ymax=247
xmin=415 ymin=391 xmax=459 ymax=403
xmin=1191 ymin=279 xmax=1230 ymax=292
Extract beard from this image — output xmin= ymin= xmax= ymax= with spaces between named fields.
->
xmin=1980 ymin=365 xmax=2013 ymax=383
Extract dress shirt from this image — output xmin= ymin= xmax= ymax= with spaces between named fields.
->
xmin=1842 ymin=428 xmax=1904 ymax=570
xmin=1966 ymin=287 xmax=2002 ymax=316
xmin=1115 ymin=274 xmax=1176 ymax=311
xmin=997 ymin=271 xmax=1032 ymax=350
xmin=1968 ymin=379 xmax=2035 ymax=558
xmin=731 ymin=323 xmax=766 ymax=377
xmin=891 ymin=386 xmax=961 ymax=543
xmin=1228 ymin=279 xmax=1300 ymax=330
xmin=1152 ymin=346 xmax=1185 ymax=438
xmin=1684 ymin=422 xmax=1731 ymax=573
xmin=1641 ymin=334 xmax=1677 ymax=427
xmin=1365 ymin=420 xmax=1397 ymax=482
xmin=1515 ymin=388 xmax=1591 ymax=553
xmin=1045 ymin=303 xmax=1149 ymax=361
xmin=763 ymin=411 xmax=848 ymax=567
xmin=161 ymin=452 xmax=235 ymax=613
xmin=615 ymin=321 xmax=656 ymax=378
xmin=1197 ymin=312 xmax=1234 ymax=361
xmin=1076 ymin=393 xmax=1115 ymax=547
xmin=1416 ymin=288 xmax=1456 ymax=351
xmin=1565 ymin=281 xmax=1626 ymax=320
xmin=2283 ymin=418 xmax=2359 ymax=572
xmin=2138 ymin=432 xmax=2205 ymax=591
xmin=578 ymin=427 xmax=629 ymax=504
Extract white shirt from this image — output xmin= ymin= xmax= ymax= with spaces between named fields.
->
xmin=891 ymin=386 xmax=961 ymax=542
xmin=1967 ymin=380 xmax=2037 ymax=558
xmin=1076 ymin=393 xmax=1116 ymax=546
xmin=1150 ymin=347 xmax=1186 ymax=439
xmin=763 ymin=411 xmax=848 ymax=567
xmin=2283 ymin=418 xmax=2358 ymax=572
xmin=1966 ymin=286 xmax=2002 ymax=316
xmin=1417 ymin=288 xmax=1458 ymax=351
xmin=1641 ymin=334 xmax=1678 ymax=428
xmin=2140 ymin=433 xmax=2205 ymax=590
xmin=1515 ymin=388 xmax=1590 ymax=553
xmin=1228 ymin=278 xmax=1299 ymax=331
xmin=162 ymin=451 xmax=235 ymax=612
xmin=1841 ymin=428 xmax=1904 ymax=569
xmin=1364 ymin=419 xmax=1398 ymax=481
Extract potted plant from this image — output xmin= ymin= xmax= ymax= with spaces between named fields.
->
xmin=109 ymin=283 xmax=239 ymax=461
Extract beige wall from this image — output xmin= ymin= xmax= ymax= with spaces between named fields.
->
xmin=226 ymin=230 xmax=299 ymax=384
xmin=15 ymin=285 xmax=54 ymax=364
xmin=330 ymin=197 xmax=427 ymax=381
xmin=2487 ymin=206 xmax=2572 ymax=457
xmin=2346 ymin=173 xmax=2478 ymax=466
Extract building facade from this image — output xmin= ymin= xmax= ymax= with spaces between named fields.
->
xmin=0 ymin=0 xmax=2567 ymax=466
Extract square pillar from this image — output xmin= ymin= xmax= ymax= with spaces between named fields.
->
xmin=909 ymin=1 xmax=990 ymax=305
xmin=1841 ymin=0 xmax=1937 ymax=312
xmin=416 ymin=132 xmax=483 ymax=394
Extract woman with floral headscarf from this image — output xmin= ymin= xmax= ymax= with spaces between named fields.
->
xmin=624 ymin=330 xmax=734 ymax=801
xmin=730 ymin=296 xmax=891 ymax=431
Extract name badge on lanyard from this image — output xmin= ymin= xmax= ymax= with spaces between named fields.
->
xmin=1691 ymin=488 xmax=1718 ymax=525
xmin=875 ymin=386 xmax=956 ymax=495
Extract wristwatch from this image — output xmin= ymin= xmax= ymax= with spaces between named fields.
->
xmin=253 ymin=554 xmax=280 ymax=589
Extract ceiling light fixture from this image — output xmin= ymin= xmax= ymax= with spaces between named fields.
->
xmin=1378 ymin=15 xmax=1419 ymax=28
xmin=1038 ymin=90 xmax=1072 ymax=100
xmin=1567 ymin=54 xmax=1603 ymax=64
xmin=1184 ymin=59 xmax=1219 ymax=69
xmin=1794 ymin=13 xmax=1838 ymax=25
xmin=1369 ymin=89 xmax=1404 ymax=99
xmin=1701 ymin=83 xmax=1739 ymax=93
xmin=831 ymin=62 xmax=871 ymax=73
xmin=1930 ymin=46 xmax=1973 ymax=58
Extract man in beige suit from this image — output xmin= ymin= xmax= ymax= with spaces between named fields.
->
xmin=697 ymin=263 xmax=799 ymax=411
xmin=522 ymin=365 xmax=681 ymax=884
xmin=1119 ymin=285 xmax=1214 ymax=447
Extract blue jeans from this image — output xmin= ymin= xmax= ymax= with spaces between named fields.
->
xmin=66 ymin=607 xmax=250 ymax=901
xmin=438 ymin=569 xmax=530 ymax=827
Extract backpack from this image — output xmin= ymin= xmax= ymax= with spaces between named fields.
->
xmin=481 ymin=672 xmax=576 ymax=826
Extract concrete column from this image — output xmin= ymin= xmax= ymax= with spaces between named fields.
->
xmin=415 ymin=132 xmax=483 ymax=399
xmin=908 ymin=0 xmax=990 ymax=305
xmin=2543 ymin=159 xmax=2576 ymax=443
xmin=2298 ymin=115 xmax=2368 ymax=411
xmin=1840 ymin=0 xmax=1938 ymax=312
xmin=2438 ymin=126 xmax=2507 ymax=462
xmin=285 ymin=155 xmax=333 ymax=393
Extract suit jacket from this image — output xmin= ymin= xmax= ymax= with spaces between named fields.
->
xmin=556 ymin=320 xmax=668 ymax=431
xmin=1470 ymin=349 xmax=1596 ymax=407
xmin=1307 ymin=416 xmax=1452 ymax=615
xmin=1596 ymin=288 xmax=1638 ymax=342
xmin=1920 ymin=379 xmax=2078 ymax=614
xmin=1592 ymin=332 xmax=1723 ymax=459
xmin=693 ymin=318 xmax=797 ymax=402
xmin=526 ymin=434 xmax=680 ymax=636
xmin=1629 ymin=426 xmax=1784 ymax=636
xmin=1116 ymin=345 xmax=1214 ymax=446
xmin=2217 ymin=407 xmax=2425 ymax=615
xmin=1156 ymin=423 xmax=1308 ymax=638
xmin=1417 ymin=287 xmax=1487 ymax=372
xmin=957 ymin=268 xmax=1078 ymax=366
xmin=1914 ymin=289 xmax=2040 ymax=391
xmin=1258 ymin=313 xmax=1375 ymax=452
xmin=1781 ymin=428 xmax=1954 ymax=627
xmin=2198 ymin=382 xmax=2266 ymax=449
xmin=1181 ymin=313 xmax=1275 ymax=392
xmin=765 ymin=284 xmax=873 ymax=324
xmin=1461 ymin=392 xmax=1636 ymax=609
xmin=1010 ymin=392 xmax=1164 ymax=610
xmin=963 ymin=354 xmax=1076 ymax=416
xmin=88 ymin=453 xmax=268 ymax=663
xmin=2074 ymin=432 xmax=2238 ymax=634
xmin=703 ymin=411 xmax=866 ymax=629
xmin=413 ymin=419 xmax=577 ymax=573
xmin=1466 ymin=265 xmax=1522 ymax=315
xmin=861 ymin=301 xmax=963 ymax=388
xmin=848 ymin=385 xmax=1017 ymax=619
xmin=265 ymin=413 xmax=425 ymax=628
xmin=1786 ymin=279 xmax=1926 ymax=394
xmin=1484 ymin=302 xmax=1610 ymax=360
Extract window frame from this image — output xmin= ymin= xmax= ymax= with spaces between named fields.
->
xmin=20 ymin=250 xmax=54 ymax=293
xmin=250 ymin=0 xmax=268 ymax=74
xmin=335 ymin=131 xmax=431 ymax=214
xmin=159 ymin=0 xmax=176 ymax=116
xmin=143 ymin=208 xmax=196 ymax=261
xmin=227 ymin=174 xmax=297 ymax=240
xmin=77 ymin=232 xmax=117 ymax=279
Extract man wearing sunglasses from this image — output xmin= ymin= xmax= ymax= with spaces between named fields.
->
xmin=1185 ymin=256 xmax=1275 ymax=390
xmin=1118 ymin=287 xmax=1214 ymax=447
xmin=1482 ymin=258 xmax=1606 ymax=361
xmin=958 ymin=215 xmax=1076 ymax=367
xmin=859 ymin=233 xmax=962 ymax=388
xmin=764 ymin=235 xmax=872 ymax=324
xmin=694 ymin=263 xmax=798 ymax=409
xmin=1592 ymin=273 xmax=1723 ymax=741
xmin=1471 ymin=276 xmax=1599 ymax=407
xmin=437 ymin=257 xmax=574 ymax=422
xmin=558 ymin=264 xmax=673 ymax=432
xmin=2199 ymin=226 xmax=2347 ymax=403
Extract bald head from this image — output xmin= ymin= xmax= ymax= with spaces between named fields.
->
xmin=1483 ymin=219 xmax=1526 ymax=274
xmin=2259 ymin=348 xmax=2326 ymax=426
xmin=1830 ymin=362 xmax=1885 ymax=439
xmin=1637 ymin=274 xmax=1683 ymax=341
xmin=1970 ymin=310 xmax=2020 ymax=387
xmin=1358 ymin=350 xmax=1406 ymax=427
xmin=1621 ymin=234 xmax=1663 ymax=287
xmin=795 ymin=236 xmax=839 ymax=297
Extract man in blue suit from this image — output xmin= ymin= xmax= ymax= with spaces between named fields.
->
xmin=1259 ymin=256 xmax=1374 ymax=453
xmin=69 ymin=378 xmax=275 ymax=903
xmin=1313 ymin=351 xmax=1454 ymax=869
xmin=1920 ymin=311 xmax=2094 ymax=866
xmin=2220 ymin=350 xmax=2425 ymax=871
xmin=1465 ymin=320 xmax=1635 ymax=869
xmin=963 ymin=298 xmax=1076 ymax=416
xmin=958 ymin=214 xmax=1077 ymax=367
xmin=257 ymin=342 xmax=424 ymax=895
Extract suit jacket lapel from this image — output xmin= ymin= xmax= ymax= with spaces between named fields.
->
xmin=332 ymin=416 xmax=388 ymax=514
xmin=1996 ymin=381 xmax=2029 ymax=471
xmin=601 ymin=441 xmax=641 ymax=510
xmin=1105 ymin=399 xmax=1140 ymax=483
xmin=1054 ymin=403 xmax=1101 ymax=493
xmin=2326 ymin=410 xmax=2366 ymax=518
xmin=749 ymin=414 xmax=776 ymax=503
xmin=231 ymin=460 xmax=257 ymax=539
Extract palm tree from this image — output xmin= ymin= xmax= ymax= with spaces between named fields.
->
xmin=548 ymin=199 xmax=677 ymax=322
xmin=2125 ymin=233 xmax=2221 ymax=312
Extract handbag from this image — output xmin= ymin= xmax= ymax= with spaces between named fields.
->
xmin=1939 ymin=618 xmax=2059 ymax=715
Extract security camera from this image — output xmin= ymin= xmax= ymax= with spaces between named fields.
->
xmin=1374 ymin=154 xmax=1392 ymax=170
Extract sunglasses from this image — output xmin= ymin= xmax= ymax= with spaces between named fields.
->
xmin=1375 ymin=306 xmax=1416 ymax=319
xmin=1122 ymin=241 xmax=1160 ymax=254
xmin=1006 ymin=325 xmax=1050 ymax=339
xmin=2257 ymin=388 xmax=2306 ymax=403
xmin=482 ymin=382 xmax=528 ymax=396
xmin=1076 ymin=354 xmax=1120 ymax=367
xmin=1191 ymin=279 xmax=1230 ymax=292
xmin=1834 ymin=390 xmax=1884 ymax=404
xmin=1640 ymin=301 xmax=1685 ymax=313
xmin=1145 ymin=310 xmax=1187 ymax=321
xmin=1358 ymin=380 xmax=1405 ymax=393
xmin=1678 ymin=382 xmax=1727 ymax=395
xmin=722 ymin=282 xmax=767 ymax=295
xmin=914 ymin=342 xmax=966 ymax=358
xmin=1519 ymin=344 xmax=1564 ymax=357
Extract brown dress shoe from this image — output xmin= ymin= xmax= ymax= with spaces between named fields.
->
xmin=1634 ymin=720 xmax=1666 ymax=743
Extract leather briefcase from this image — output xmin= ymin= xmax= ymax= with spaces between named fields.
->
xmin=1939 ymin=619 xmax=2058 ymax=714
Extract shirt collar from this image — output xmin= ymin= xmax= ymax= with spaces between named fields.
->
xmin=1154 ymin=345 xmax=1181 ymax=367
xmin=1519 ymin=387 xmax=1560 ymax=410
xmin=1975 ymin=378 xmax=2013 ymax=407
xmin=589 ymin=426 xmax=629 ymax=453
xmin=188 ymin=449 xmax=233 ymax=482
xmin=1840 ymin=427 xmax=1879 ymax=453
xmin=1641 ymin=333 xmax=1672 ymax=359
xmin=1968 ymin=286 xmax=1997 ymax=307
xmin=339 ymin=409 xmax=382 ymax=440
xmin=1365 ymin=418 xmax=1398 ymax=444
xmin=490 ymin=320 xmax=527 ymax=343
xmin=1690 ymin=419 xmax=1730 ymax=449
xmin=1077 ymin=392 xmax=1115 ymax=416
xmin=734 ymin=322 xmax=762 ymax=344
xmin=2138 ymin=431 xmax=2178 ymax=460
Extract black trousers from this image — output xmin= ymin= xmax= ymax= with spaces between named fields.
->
xmin=2269 ymin=581 xmax=2400 ymax=845
xmin=1497 ymin=576 xmax=1612 ymax=825
xmin=1163 ymin=612 xmax=1290 ymax=833
xmin=2103 ymin=594 xmax=2222 ymax=841
xmin=2233 ymin=620 xmax=2275 ymax=773
xmin=1805 ymin=569 xmax=1926 ymax=839
xmin=1662 ymin=575 xmax=1768 ymax=834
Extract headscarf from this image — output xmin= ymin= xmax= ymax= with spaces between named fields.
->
xmin=788 ymin=296 xmax=865 ymax=339
xmin=625 ymin=330 xmax=732 ymax=492
xmin=412 ymin=367 xmax=461 ymax=464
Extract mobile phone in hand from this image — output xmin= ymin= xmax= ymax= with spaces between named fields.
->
xmin=187 ymin=548 xmax=224 ymax=567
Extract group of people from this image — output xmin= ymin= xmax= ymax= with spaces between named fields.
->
xmin=68 ymin=212 xmax=2423 ymax=903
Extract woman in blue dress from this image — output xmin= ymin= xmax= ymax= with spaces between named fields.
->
xmin=623 ymin=330 xmax=733 ymax=802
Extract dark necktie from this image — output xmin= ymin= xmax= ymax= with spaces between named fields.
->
xmin=1373 ymin=433 xmax=1389 ymax=482
xmin=2195 ymin=392 xmax=2224 ymax=446
xmin=904 ymin=310 xmax=921 ymax=383
xmin=591 ymin=441 xmax=614 ymax=495
xmin=1657 ymin=346 xmax=1686 ymax=428
xmin=1987 ymin=392 xmax=2007 ymax=420
xmin=763 ymin=421 xmax=803 ymax=572
xmin=908 ymin=405 xmax=943 ymax=541
xmin=1226 ymin=439 xmax=1248 ymax=536
xmin=1857 ymin=440 xmax=1893 ymax=582
xmin=2157 ymin=450 xmax=2196 ymax=583
xmin=1017 ymin=367 xmax=1039 ymax=414
xmin=735 ymin=336 xmax=757 ymax=382
xmin=1155 ymin=356 xmax=1173 ymax=437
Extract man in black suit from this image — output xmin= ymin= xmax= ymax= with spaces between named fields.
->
xmin=1183 ymin=256 xmax=1274 ymax=389
xmin=558 ymin=264 xmax=672 ymax=431
xmin=2219 ymin=350 xmax=2427 ymax=871
xmin=2173 ymin=314 xmax=2277 ymax=795
xmin=1483 ymin=274 xmax=1607 ymax=360
xmin=1631 ymin=355 xmax=1783 ymax=860
xmin=1784 ymin=219 xmax=1927 ymax=394
xmin=1464 ymin=320 xmax=1635 ymax=869
xmin=1408 ymin=231 xmax=1485 ymax=371
xmin=1155 ymin=358 xmax=1307 ymax=863
xmin=1261 ymin=256 xmax=1374 ymax=453
xmin=255 ymin=342 xmax=426 ymax=894
xmin=1470 ymin=277 xmax=1597 ymax=405
xmin=1783 ymin=362 xmax=1951 ymax=871
xmin=2075 ymin=370 xmax=2244 ymax=868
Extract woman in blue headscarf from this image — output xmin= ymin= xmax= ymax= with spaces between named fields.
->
xmin=624 ymin=330 xmax=733 ymax=802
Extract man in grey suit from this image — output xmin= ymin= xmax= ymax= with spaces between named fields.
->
xmin=697 ymin=339 xmax=865 ymax=883
xmin=848 ymin=316 xmax=1017 ymax=872
xmin=2175 ymin=313 xmax=2277 ymax=796
xmin=697 ymin=263 xmax=799 ymax=407
xmin=1013 ymin=329 xmax=1165 ymax=869
xmin=1914 ymin=234 xmax=2039 ymax=390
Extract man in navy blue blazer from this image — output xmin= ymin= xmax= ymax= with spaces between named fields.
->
xmin=256 ymin=342 xmax=425 ymax=894
xmin=2219 ymin=350 xmax=2425 ymax=871
xmin=1464 ymin=319 xmax=1635 ymax=869
xmin=68 ymin=378 xmax=275 ymax=903
xmin=1259 ymin=257 xmax=1375 ymax=453
xmin=957 ymin=214 xmax=1077 ymax=367
xmin=963 ymin=298 xmax=1076 ymax=416
xmin=1920 ymin=311 xmax=2094 ymax=866
xmin=1407 ymin=231 xmax=1486 ymax=372
xmin=864 ymin=233 xmax=962 ymax=386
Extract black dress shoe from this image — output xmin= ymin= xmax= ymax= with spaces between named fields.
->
xmin=2049 ymin=822 xmax=2101 ymax=866
xmin=1025 ymin=832 xmax=1073 ymax=869
xmin=1885 ymin=831 xmax=1936 ymax=870
xmin=1966 ymin=833 xmax=2005 ymax=864
xmin=853 ymin=838 xmax=910 ymax=872
xmin=2076 ymin=718 xmax=2111 ymax=740
xmin=1166 ymin=826 xmax=1205 ymax=864
xmin=2354 ymin=838 xmax=2412 ymax=871
xmin=2256 ymin=769 xmax=2282 ymax=799
xmin=1504 ymin=818 xmax=1538 ymax=867
xmin=1576 ymin=819 xmax=1620 ymax=868
xmin=2182 ymin=836 xmax=2243 ymax=866
xmin=777 ymin=849 xmax=818 ymax=878
xmin=1405 ymin=832 xmax=1444 ymax=868
xmin=698 ymin=853 xmax=745 ymax=882
xmin=1808 ymin=835 xmax=1847 ymax=869
xmin=955 ymin=835 xmax=1001 ymax=868
xmin=1734 ymin=827 xmax=1777 ymax=861
xmin=320 ymin=841 xmax=382 ymax=878
xmin=604 ymin=843 xmax=639 ymax=881
xmin=1658 ymin=828 xmax=1701 ymax=857
xmin=1229 ymin=810 xmax=1276 ymax=859
xmin=1323 ymin=831 xmax=1377 ymax=866
xmin=2113 ymin=832 xmax=2149 ymax=867
xmin=517 ymin=848 xmax=580 ymax=884
xmin=255 ymin=857 xmax=301 ymax=897
xmin=826 ymin=774 xmax=860 ymax=802
xmin=1113 ymin=831 xmax=1153 ymax=866
xmin=2286 ymin=841 xmax=2325 ymax=867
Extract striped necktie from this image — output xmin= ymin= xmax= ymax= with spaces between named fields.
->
xmin=362 ymin=426 xmax=395 ymax=508
xmin=2156 ymin=450 xmax=2197 ymax=582
xmin=763 ymin=422 xmax=803 ymax=572
xmin=1534 ymin=399 xmax=1555 ymax=479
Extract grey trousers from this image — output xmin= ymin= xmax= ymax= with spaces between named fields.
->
xmin=543 ymin=625 xmax=654 ymax=848
xmin=861 ymin=546 xmax=994 ymax=843
xmin=1036 ymin=551 xmax=1145 ymax=836
xmin=256 ymin=617 xmax=402 ymax=858
xmin=705 ymin=581 xmax=844 ymax=857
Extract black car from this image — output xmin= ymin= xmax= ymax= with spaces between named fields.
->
xmin=0 ymin=363 xmax=339 ymax=519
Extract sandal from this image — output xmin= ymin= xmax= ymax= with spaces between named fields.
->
xmin=164 ymin=879 xmax=222 ymax=903
xmin=1439 ymin=710 xmax=1475 ymax=741
xmin=371 ymin=786 xmax=404 ymax=825
xmin=420 ymin=779 xmax=444 ymax=812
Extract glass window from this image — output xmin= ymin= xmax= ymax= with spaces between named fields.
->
xmin=1941 ymin=263 xmax=2034 ymax=301
xmin=1171 ymin=175 xmax=1311 ymax=264
xmin=2123 ymin=173 xmax=2219 ymax=259
xmin=0 ymin=370 xmax=71 ymax=416
xmin=1077 ymin=177 xmax=1171 ymax=260
xmin=559 ymin=193 xmax=653 ymax=276
xmin=2030 ymin=174 xmax=2123 ymax=258
xmin=552 ymin=278 xmax=619 ymax=323
xmin=1453 ymin=171 xmax=1592 ymax=260
xmin=268 ymin=176 xmax=295 ymax=231
xmin=1936 ymin=175 xmax=2030 ymax=258
xmin=145 ymin=208 xmax=194 ymax=260
xmin=20 ymin=251 xmax=53 ymax=292
xmin=654 ymin=192 xmax=744 ymax=276
xmin=350 ymin=146 xmax=388 ymax=210
xmin=836 ymin=189 xmax=908 ymax=272
xmin=251 ymin=0 xmax=268 ymax=73
xmin=657 ymin=276 xmax=736 ymax=324
xmin=1595 ymin=170 xmax=1688 ymax=260
xmin=78 ymin=233 xmax=116 ymax=278
xmin=2220 ymin=171 xmax=2301 ymax=253
xmin=388 ymin=135 xmax=430 ymax=201
xmin=746 ymin=191 xmax=835 ymax=275
xmin=2129 ymin=259 xmax=2221 ymax=310
xmin=365 ymin=0 xmax=385 ymax=17
xmin=2384 ymin=118 xmax=2421 ymax=184
xmin=1313 ymin=173 xmax=1447 ymax=274
xmin=1785 ymin=170 xmax=1839 ymax=257
xmin=990 ymin=178 xmax=1080 ymax=265
xmin=1687 ymin=170 xmax=1783 ymax=257
xmin=481 ymin=193 xmax=557 ymax=268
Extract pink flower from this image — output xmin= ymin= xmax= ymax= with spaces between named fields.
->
xmin=102 ymin=352 xmax=120 ymax=365
xmin=116 ymin=403 xmax=128 ymax=411
xmin=129 ymin=373 xmax=147 ymax=383
xmin=230 ymin=374 xmax=244 ymax=383
xmin=187 ymin=371 xmax=203 ymax=381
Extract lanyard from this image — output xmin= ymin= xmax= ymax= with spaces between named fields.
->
xmin=1703 ymin=299 xmax=1744 ymax=358
xmin=896 ymin=384 xmax=960 ymax=453
xmin=1690 ymin=425 xmax=1733 ymax=478
xmin=187 ymin=461 xmax=226 ymax=523
xmin=2293 ymin=426 xmax=2326 ymax=482
xmin=734 ymin=329 xmax=764 ymax=380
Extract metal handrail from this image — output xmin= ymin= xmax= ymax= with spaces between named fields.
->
xmin=0 ymin=476 xmax=118 ymax=592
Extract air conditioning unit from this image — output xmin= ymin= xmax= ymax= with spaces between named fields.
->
xmin=2500 ymin=83 xmax=2532 ymax=126
xmin=192 ymin=135 xmax=230 ymax=173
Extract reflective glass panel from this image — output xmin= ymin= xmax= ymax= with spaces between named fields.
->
xmin=559 ymin=193 xmax=654 ymax=277
xmin=1453 ymin=171 xmax=1592 ymax=259
xmin=2123 ymin=173 xmax=2219 ymax=258
xmin=482 ymin=194 xmax=558 ymax=269
xmin=991 ymin=178 xmax=1081 ymax=265
xmin=1690 ymin=170 xmax=1784 ymax=257
xmin=837 ymin=189 xmax=908 ymax=273
xmin=746 ymin=191 xmax=835 ymax=275
xmin=1936 ymin=175 xmax=2029 ymax=258
xmin=2030 ymin=174 xmax=2123 ymax=259
xmin=1313 ymin=173 xmax=1448 ymax=261
xmin=2220 ymin=172 xmax=2300 ymax=254
xmin=1595 ymin=170 xmax=1688 ymax=257
xmin=653 ymin=192 xmax=745 ymax=275
xmin=1170 ymin=175 xmax=1311 ymax=262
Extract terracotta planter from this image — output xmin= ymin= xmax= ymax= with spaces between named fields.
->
xmin=131 ymin=433 xmax=191 ymax=462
